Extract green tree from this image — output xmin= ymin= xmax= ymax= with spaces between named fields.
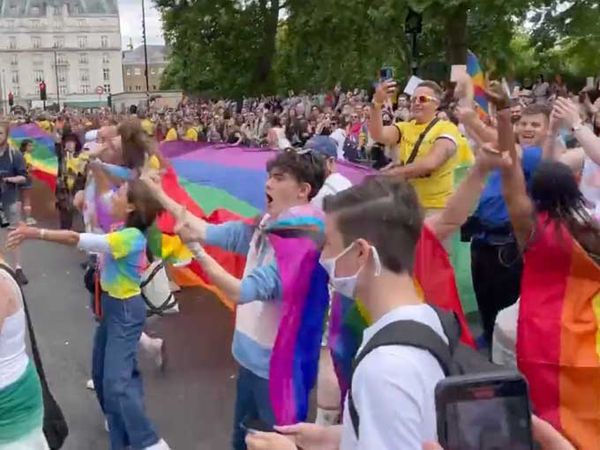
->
xmin=157 ymin=0 xmax=284 ymax=97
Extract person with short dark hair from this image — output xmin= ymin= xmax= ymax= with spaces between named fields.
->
xmin=140 ymin=150 xmax=326 ymax=450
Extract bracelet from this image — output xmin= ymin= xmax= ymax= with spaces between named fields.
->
xmin=39 ymin=229 xmax=46 ymax=240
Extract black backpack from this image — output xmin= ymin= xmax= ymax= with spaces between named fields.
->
xmin=348 ymin=306 xmax=498 ymax=438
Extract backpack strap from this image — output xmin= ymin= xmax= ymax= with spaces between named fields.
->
xmin=348 ymin=319 xmax=453 ymax=439
xmin=403 ymin=118 xmax=440 ymax=166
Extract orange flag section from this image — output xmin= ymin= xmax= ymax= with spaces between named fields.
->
xmin=518 ymin=213 xmax=600 ymax=449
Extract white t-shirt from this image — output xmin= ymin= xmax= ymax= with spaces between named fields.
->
xmin=340 ymin=304 xmax=447 ymax=450
xmin=311 ymin=173 xmax=352 ymax=210
xmin=329 ymin=128 xmax=347 ymax=160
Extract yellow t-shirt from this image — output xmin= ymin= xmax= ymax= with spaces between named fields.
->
xmin=165 ymin=128 xmax=178 ymax=141
xmin=146 ymin=154 xmax=161 ymax=171
xmin=141 ymin=119 xmax=155 ymax=137
xmin=396 ymin=119 xmax=460 ymax=209
xmin=184 ymin=128 xmax=198 ymax=142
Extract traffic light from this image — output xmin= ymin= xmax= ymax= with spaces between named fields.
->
xmin=8 ymin=92 xmax=14 ymax=107
xmin=39 ymin=81 xmax=47 ymax=101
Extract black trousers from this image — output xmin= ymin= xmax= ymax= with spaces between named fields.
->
xmin=471 ymin=240 xmax=523 ymax=343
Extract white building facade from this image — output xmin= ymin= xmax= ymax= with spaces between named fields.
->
xmin=0 ymin=1 xmax=123 ymax=109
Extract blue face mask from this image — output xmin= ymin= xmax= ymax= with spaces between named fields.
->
xmin=319 ymin=243 xmax=382 ymax=298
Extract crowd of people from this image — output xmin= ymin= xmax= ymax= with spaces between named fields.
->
xmin=0 ymin=69 xmax=599 ymax=450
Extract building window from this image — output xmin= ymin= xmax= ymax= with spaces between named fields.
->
xmin=78 ymin=36 xmax=87 ymax=48
xmin=12 ymin=87 xmax=19 ymax=98
xmin=152 ymin=85 xmax=158 ymax=91
xmin=32 ymin=37 xmax=41 ymax=49
xmin=11 ymin=71 xmax=18 ymax=84
xmin=30 ymin=19 xmax=41 ymax=28
xmin=128 ymin=86 xmax=132 ymax=91
xmin=102 ymin=53 xmax=110 ymax=64
xmin=57 ymin=54 xmax=68 ymax=65
xmin=33 ymin=70 xmax=44 ymax=83
xmin=101 ymin=36 xmax=108 ymax=48
xmin=79 ymin=53 xmax=88 ymax=64
xmin=8 ymin=37 xmax=16 ymax=50
xmin=80 ymin=69 xmax=89 ymax=82
xmin=58 ymin=67 xmax=68 ymax=83
xmin=59 ymin=85 xmax=67 ymax=95
xmin=158 ymin=67 xmax=164 ymax=74
xmin=103 ymin=68 xmax=110 ymax=82
xmin=134 ymin=68 xmax=141 ymax=76
xmin=135 ymin=85 xmax=141 ymax=91
xmin=81 ymin=84 xmax=90 ymax=94
xmin=126 ymin=69 xmax=131 ymax=77
xmin=150 ymin=68 xmax=156 ymax=75
xmin=53 ymin=36 xmax=64 ymax=48
xmin=103 ymin=84 xmax=111 ymax=94
xmin=10 ymin=55 xmax=17 ymax=66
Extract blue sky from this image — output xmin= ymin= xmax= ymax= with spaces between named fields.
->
xmin=118 ymin=0 xmax=165 ymax=49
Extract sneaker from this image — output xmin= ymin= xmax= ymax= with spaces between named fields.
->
xmin=25 ymin=217 xmax=37 ymax=226
xmin=152 ymin=338 xmax=167 ymax=371
xmin=144 ymin=439 xmax=171 ymax=450
xmin=104 ymin=419 xmax=109 ymax=432
xmin=14 ymin=268 xmax=28 ymax=286
xmin=86 ymin=379 xmax=95 ymax=390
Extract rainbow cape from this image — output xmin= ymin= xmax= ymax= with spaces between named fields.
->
xmin=517 ymin=212 xmax=600 ymax=449
xmin=328 ymin=224 xmax=475 ymax=397
xmin=467 ymin=50 xmax=489 ymax=119
xmin=9 ymin=124 xmax=58 ymax=190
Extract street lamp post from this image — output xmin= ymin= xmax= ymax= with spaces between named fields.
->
xmin=405 ymin=9 xmax=423 ymax=76
xmin=142 ymin=0 xmax=150 ymax=109
xmin=53 ymin=45 xmax=60 ymax=109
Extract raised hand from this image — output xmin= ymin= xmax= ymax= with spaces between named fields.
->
xmin=552 ymin=97 xmax=582 ymax=129
xmin=173 ymin=205 xmax=204 ymax=244
xmin=6 ymin=224 xmax=35 ymax=250
xmin=373 ymin=80 xmax=398 ymax=105
xmin=485 ymin=80 xmax=511 ymax=111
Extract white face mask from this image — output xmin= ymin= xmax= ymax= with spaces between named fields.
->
xmin=319 ymin=242 xmax=382 ymax=299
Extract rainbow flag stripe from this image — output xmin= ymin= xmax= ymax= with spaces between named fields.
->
xmin=9 ymin=124 xmax=58 ymax=190
xmin=467 ymin=50 xmax=489 ymax=118
xmin=518 ymin=212 xmax=600 ymax=449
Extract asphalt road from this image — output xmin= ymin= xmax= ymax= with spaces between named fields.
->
xmin=9 ymin=183 xmax=238 ymax=450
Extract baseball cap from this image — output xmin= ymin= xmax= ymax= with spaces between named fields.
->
xmin=305 ymin=135 xmax=337 ymax=159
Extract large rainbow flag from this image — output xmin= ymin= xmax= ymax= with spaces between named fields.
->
xmin=518 ymin=212 xmax=600 ymax=449
xmin=9 ymin=123 xmax=58 ymax=190
xmin=159 ymin=142 xmax=373 ymax=310
xmin=467 ymin=50 xmax=489 ymax=118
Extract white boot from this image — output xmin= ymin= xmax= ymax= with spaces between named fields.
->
xmin=144 ymin=439 xmax=171 ymax=450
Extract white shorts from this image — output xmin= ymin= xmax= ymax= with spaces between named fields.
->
xmin=0 ymin=428 xmax=49 ymax=450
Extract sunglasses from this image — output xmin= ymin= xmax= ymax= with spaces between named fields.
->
xmin=411 ymin=95 xmax=438 ymax=105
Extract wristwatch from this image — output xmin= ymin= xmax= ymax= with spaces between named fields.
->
xmin=572 ymin=122 xmax=583 ymax=132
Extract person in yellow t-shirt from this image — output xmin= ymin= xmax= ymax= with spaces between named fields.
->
xmin=164 ymin=118 xmax=178 ymax=142
xmin=140 ymin=115 xmax=155 ymax=138
xmin=369 ymin=80 xmax=460 ymax=212
xmin=183 ymin=119 xmax=198 ymax=141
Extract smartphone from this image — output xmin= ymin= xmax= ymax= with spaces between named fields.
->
xmin=380 ymin=67 xmax=394 ymax=81
xmin=240 ymin=417 xmax=275 ymax=434
xmin=436 ymin=371 xmax=533 ymax=450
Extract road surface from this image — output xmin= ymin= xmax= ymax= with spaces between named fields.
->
xmin=12 ymin=183 xmax=238 ymax=450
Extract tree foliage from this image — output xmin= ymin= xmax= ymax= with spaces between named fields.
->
xmin=156 ymin=0 xmax=595 ymax=96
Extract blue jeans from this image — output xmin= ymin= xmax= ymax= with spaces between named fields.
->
xmin=92 ymin=293 xmax=159 ymax=450
xmin=231 ymin=366 xmax=276 ymax=450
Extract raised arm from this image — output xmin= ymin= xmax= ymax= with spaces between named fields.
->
xmin=369 ymin=81 xmax=401 ymax=146
xmin=497 ymin=108 xmax=535 ymax=250
xmin=554 ymin=97 xmax=600 ymax=166
xmin=425 ymin=144 xmax=497 ymax=242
